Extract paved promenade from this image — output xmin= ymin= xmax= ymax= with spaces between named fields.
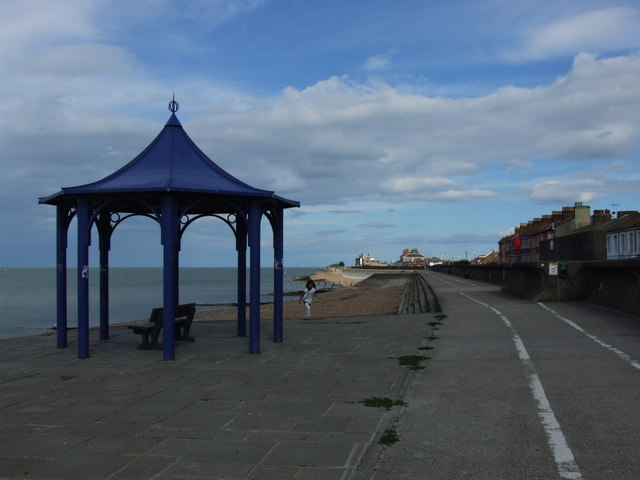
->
xmin=361 ymin=271 xmax=640 ymax=480
xmin=1 ymin=271 xmax=639 ymax=479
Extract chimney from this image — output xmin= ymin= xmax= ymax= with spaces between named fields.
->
xmin=592 ymin=209 xmax=611 ymax=225
xmin=561 ymin=205 xmax=575 ymax=219
xmin=573 ymin=203 xmax=591 ymax=229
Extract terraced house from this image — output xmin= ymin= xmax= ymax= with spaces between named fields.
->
xmin=499 ymin=203 xmax=640 ymax=263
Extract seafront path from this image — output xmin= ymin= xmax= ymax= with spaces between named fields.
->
xmin=1 ymin=270 xmax=639 ymax=479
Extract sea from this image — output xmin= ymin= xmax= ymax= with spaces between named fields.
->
xmin=0 ymin=267 xmax=319 ymax=340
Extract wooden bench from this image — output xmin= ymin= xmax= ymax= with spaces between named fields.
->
xmin=128 ymin=303 xmax=196 ymax=350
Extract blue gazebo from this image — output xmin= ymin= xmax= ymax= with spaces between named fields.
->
xmin=39 ymin=100 xmax=299 ymax=360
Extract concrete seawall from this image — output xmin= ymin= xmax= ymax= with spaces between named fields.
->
xmin=432 ymin=259 xmax=640 ymax=317
xmin=584 ymin=261 xmax=640 ymax=317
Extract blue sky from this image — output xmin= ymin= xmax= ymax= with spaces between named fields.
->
xmin=1 ymin=0 xmax=640 ymax=267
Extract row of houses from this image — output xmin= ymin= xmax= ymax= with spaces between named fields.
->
xmin=498 ymin=202 xmax=640 ymax=263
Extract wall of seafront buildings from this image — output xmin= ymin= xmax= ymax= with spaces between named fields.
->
xmin=499 ymin=203 xmax=640 ymax=264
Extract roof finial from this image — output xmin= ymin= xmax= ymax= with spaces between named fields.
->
xmin=168 ymin=94 xmax=179 ymax=113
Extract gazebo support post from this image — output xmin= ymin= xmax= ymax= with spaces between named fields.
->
xmin=56 ymin=204 xmax=68 ymax=349
xmin=77 ymin=197 xmax=91 ymax=359
xmin=249 ymin=200 xmax=261 ymax=354
xmin=273 ymin=207 xmax=284 ymax=343
xmin=162 ymin=195 xmax=178 ymax=361
xmin=236 ymin=222 xmax=247 ymax=337
xmin=98 ymin=213 xmax=111 ymax=340
xmin=174 ymin=242 xmax=180 ymax=305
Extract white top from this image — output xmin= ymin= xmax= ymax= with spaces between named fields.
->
xmin=302 ymin=287 xmax=316 ymax=303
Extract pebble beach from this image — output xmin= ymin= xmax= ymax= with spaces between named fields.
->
xmin=196 ymin=270 xmax=407 ymax=322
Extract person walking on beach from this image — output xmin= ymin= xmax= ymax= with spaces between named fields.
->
xmin=299 ymin=279 xmax=317 ymax=319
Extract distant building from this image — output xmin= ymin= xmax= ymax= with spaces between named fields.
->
xmin=400 ymin=248 xmax=428 ymax=266
xmin=355 ymin=253 xmax=386 ymax=267
xmin=472 ymin=251 xmax=498 ymax=264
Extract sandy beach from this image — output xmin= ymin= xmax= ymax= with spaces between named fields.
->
xmin=196 ymin=270 xmax=406 ymax=322
xmin=309 ymin=267 xmax=373 ymax=287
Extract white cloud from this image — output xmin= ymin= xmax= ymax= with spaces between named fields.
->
xmin=6 ymin=50 xmax=638 ymax=214
xmin=529 ymin=180 xmax=600 ymax=204
xmin=507 ymin=159 xmax=533 ymax=171
xmin=361 ymin=221 xmax=395 ymax=228
xmin=428 ymin=189 xmax=497 ymax=201
xmin=184 ymin=53 xmax=640 ymax=206
xmin=381 ymin=176 xmax=455 ymax=193
xmin=25 ymin=43 xmax=137 ymax=76
xmin=362 ymin=51 xmax=395 ymax=72
xmin=378 ymin=179 xmax=498 ymax=202
xmin=260 ymin=166 xmax=307 ymax=193
xmin=510 ymin=7 xmax=640 ymax=61
xmin=0 ymin=1 xmax=97 ymax=55
xmin=528 ymin=170 xmax=640 ymax=205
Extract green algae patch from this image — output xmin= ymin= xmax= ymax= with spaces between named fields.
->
xmin=425 ymin=335 xmax=440 ymax=341
xmin=427 ymin=321 xmax=442 ymax=327
xmin=357 ymin=397 xmax=408 ymax=411
xmin=389 ymin=354 xmax=430 ymax=370
xmin=379 ymin=428 xmax=400 ymax=446
xmin=418 ymin=346 xmax=434 ymax=351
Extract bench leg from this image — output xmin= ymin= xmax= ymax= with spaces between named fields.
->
xmin=181 ymin=326 xmax=195 ymax=342
xmin=174 ymin=324 xmax=195 ymax=342
xmin=137 ymin=332 xmax=152 ymax=350
xmin=137 ymin=332 xmax=163 ymax=350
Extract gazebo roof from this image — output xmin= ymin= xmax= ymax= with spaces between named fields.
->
xmin=40 ymin=111 xmax=299 ymax=209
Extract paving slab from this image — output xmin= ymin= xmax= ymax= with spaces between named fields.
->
xmin=0 ymin=310 xmax=427 ymax=480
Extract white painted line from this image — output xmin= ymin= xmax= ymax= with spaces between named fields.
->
xmin=430 ymin=272 xmax=475 ymax=287
xmin=538 ymin=302 xmax=640 ymax=371
xmin=462 ymin=293 xmax=583 ymax=480
xmin=431 ymin=274 xmax=455 ymax=286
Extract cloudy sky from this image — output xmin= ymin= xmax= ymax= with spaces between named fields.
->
xmin=2 ymin=0 xmax=640 ymax=268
